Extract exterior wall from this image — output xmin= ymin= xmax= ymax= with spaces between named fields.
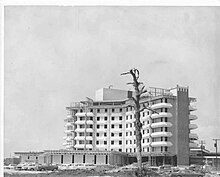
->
xmin=95 ymin=88 xmax=130 ymax=101
xmin=96 ymin=154 xmax=106 ymax=165
xmin=74 ymin=154 xmax=83 ymax=164
xmin=85 ymin=154 xmax=94 ymax=164
xmin=169 ymin=98 xmax=178 ymax=155
xmin=63 ymin=154 xmax=72 ymax=164
xmin=176 ymin=87 xmax=190 ymax=166
xmin=19 ymin=154 xmax=40 ymax=163
xmin=52 ymin=155 xmax=61 ymax=164
xmin=4 ymin=157 xmax=21 ymax=165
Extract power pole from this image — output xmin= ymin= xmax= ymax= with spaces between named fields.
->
xmin=199 ymin=140 xmax=205 ymax=168
xmin=213 ymin=138 xmax=220 ymax=170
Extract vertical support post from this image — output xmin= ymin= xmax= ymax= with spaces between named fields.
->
xmin=199 ymin=140 xmax=205 ymax=168
xmin=213 ymin=139 xmax=220 ymax=170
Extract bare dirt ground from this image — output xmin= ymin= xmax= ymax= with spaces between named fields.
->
xmin=4 ymin=169 xmax=135 ymax=177
xmin=4 ymin=166 xmax=220 ymax=177
xmin=4 ymin=169 xmax=220 ymax=177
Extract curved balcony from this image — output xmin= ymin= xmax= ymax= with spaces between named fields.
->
xmin=66 ymin=136 xmax=74 ymax=141
xmin=75 ymin=136 xmax=85 ymax=140
xmin=64 ymin=123 xmax=73 ymax=127
xmin=64 ymin=117 xmax=74 ymax=122
xmin=75 ymin=112 xmax=94 ymax=117
xmin=67 ymin=115 xmax=73 ymax=118
xmin=151 ymin=132 xmax=172 ymax=138
xmin=126 ymin=119 xmax=133 ymax=123
xmin=86 ymin=136 xmax=93 ymax=140
xmin=189 ymin=142 xmax=198 ymax=148
xmin=86 ymin=128 xmax=93 ymax=132
xmin=189 ymin=133 xmax=198 ymax=140
xmin=96 ymin=136 xmax=108 ymax=140
xmin=86 ymin=120 xmax=94 ymax=124
xmin=189 ymin=105 xmax=197 ymax=111
xmin=125 ymin=111 xmax=134 ymax=116
xmin=74 ymin=144 xmax=84 ymax=149
xmin=96 ymin=144 xmax=107 ymax=148
xmin=126 ymin=127 xmax=135 ymax=132
xmin=151 ymin=112 xmax=172 ymax=119
xmin=75 ymin=128 xmax=85 ymax=132
xmin=125 ymin=144 xmax=136 ymax=149
xmin=141 ymin=116 xmax=148 ymax=121
xmin=97 ymin=120 xmax=108 ymax=124
xmin=151 ymin=103 xmax=172 ymax=110
xmin=64 ymin=130 xmax=74 ymax=134
xmin=97 ymin=128 xmax=108 ymax=132
xmin=111 ymin=136 xmax=123 ymax=140
xmin=142 ymin=124 xmax=150 ymax=130
xmin=189 ymin=114 xmax=198 ymax=120
xmin=189 ymin=124 xmax=198 ymax=130
xmin=110 ymin=144 xmax=123 ymax=149
xmin=151 ymin=122 xmax=172 ymax=128
xmin=75 ymin=120 xmax=86 ymax=124
xmin=111 ymin=128 xmax=123 ymax=133
xmin=142 ymin=142 xmax=150 ymax=147
xmin=86 ymin=144 xmax=93 ymax=149
xmin=74 ymin=144 xmax=93 ymax=149
xmin=151 ymin=141 xmax=173 ymax=147
xmin=143 ymin=133 xmax=150 ymax=139
xmin=111 ymin=120 xmax=123 ymax=124
xmin=66 ymin=145 xmax=74 ymax=149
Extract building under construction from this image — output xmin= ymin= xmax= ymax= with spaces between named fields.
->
xmin=62 ymin=85 xmax=198 ymax=166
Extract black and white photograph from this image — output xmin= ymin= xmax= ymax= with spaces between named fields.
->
xmin=2 ymin=1 xmax=220 ymax=177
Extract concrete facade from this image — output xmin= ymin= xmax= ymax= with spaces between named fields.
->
xmin=14 ymin=150 xmax=128 ymax=166
xmin=176 ymin=87 xmax=190 ymax=165
xmin=95 ymin=88 xmax=131 ymax=101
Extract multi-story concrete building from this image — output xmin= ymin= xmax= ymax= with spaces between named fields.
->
xmin=63 ymin=85 xmax=199 ymax=166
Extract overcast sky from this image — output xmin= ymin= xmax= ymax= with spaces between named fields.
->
xmin=4 ymin=6 xmax=220 ymax=157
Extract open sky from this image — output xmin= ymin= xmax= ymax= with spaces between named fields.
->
xmin=4 ymin=6 xmax=220 ymax=157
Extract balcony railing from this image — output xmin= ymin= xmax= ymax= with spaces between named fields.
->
xmin=142 ymin=133 xmax=150 ymax=139
xmin=97 ymin=120 xmax=108 ymax=124
xmin=189 ymin=124 xmax=198 ymax=129
xmin=75 ymin=112 xmax=94 ymax=117
xmin=151 ymin=103 xmax=172 ymax=110
xmin=110 ymin=120 xmax=123 ymax=124
xmin=189 ymin=133 xmax=198 ymax=140
xmin=189 ymin=114 xmax=198 ymax=120
xmin=189 ymin=142 xmax=198 ymax=148
xmin=96 ymin=136 xmax=108 ymax=140
xmin=189 ymin=105 xmax=197 ymax=111
xmin=151 ymin=122 xmax=172 ymax=128
xmin=111 ymin=128 xmax=123 ymax=133
xmin=111 ymin=136 xmax=123 ymax=140
xmin=64 ymin=123 xmax=73 ymax=127
xmin=96 ymin=128 xmax=108 ymax=132
xmin=142 ymin=142 xmax=150 ymax=147
xmin=151 ymin=132 xmax=172 ymax=138
xmin=151 ymin=141 xmax=173 ymax=147
xmin=151 ymin=112 xmax=172 ymax=119
xmin=64 ymin=130 xmax=74 ymax=134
